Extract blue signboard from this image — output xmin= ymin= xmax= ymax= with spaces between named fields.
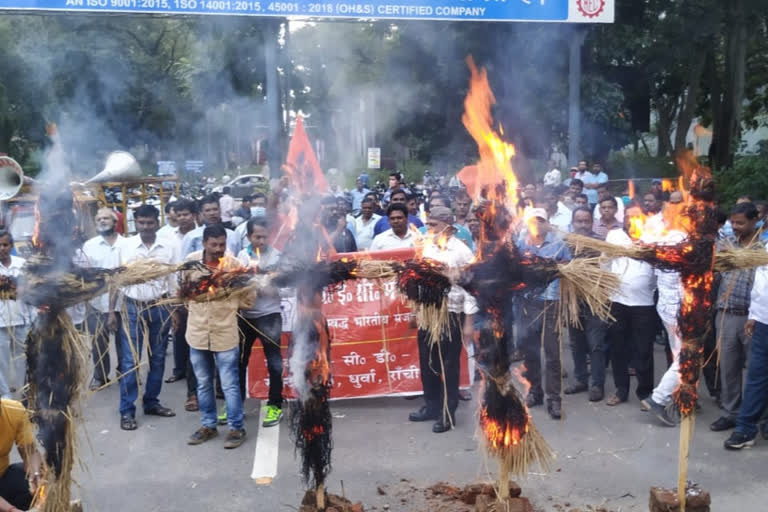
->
xmin=0 ymin=0 xmax=614 ymax=22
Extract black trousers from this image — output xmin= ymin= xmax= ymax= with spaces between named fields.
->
xmin=239 ymin=314 xmax=284 ymax=407
xmin=0 ymin=463 xmax=32 ymax=510
xmin=418 ymin=313 xmax=464 ymax=420
xmin=87 ymin=310 xmax=123 ymax=384
xmin=608 ymin=302 xmax=657 ymax=400
xmin=520 ymin=299 xmax=561 ymax=403
xmin=173 ymin=308 xmax=198 ymax=398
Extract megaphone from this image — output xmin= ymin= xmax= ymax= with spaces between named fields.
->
xmin=85 ymin=151 xmax=142 ymax=183
xmin=0 ymin=156 xmax=24 ymax=200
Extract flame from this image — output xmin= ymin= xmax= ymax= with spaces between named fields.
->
xmin=309 ymin=318 xmax=331 ymax=385
xmin=525 ymin=215 xmax=541 ymax=240
xmin=662 ymin=179 xmax=675 ymax=193
xmin=461 ymin=56 xmax=518 ymax=210
xmin=480 ymin=408 xmax=527 ymax=449
xmin=627 ymin=179 xmax=635 ymax=200
xmin=217 ymin=254 xmax=241 ymax=271
xmin=512 ymin=363 xmax=531 ymax=397
xmin=32 ymin=483 xmax=47 ymax=507
xmin=32 ymin=203 xmax=41 ymax=248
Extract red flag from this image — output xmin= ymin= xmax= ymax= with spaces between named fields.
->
xmin=283 ymin=117 xmax=327 ymax=194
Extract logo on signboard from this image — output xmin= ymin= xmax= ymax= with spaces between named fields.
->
xmin=576 ymin=0 xmax=605 ymax=18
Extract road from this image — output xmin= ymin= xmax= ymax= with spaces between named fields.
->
xmin=46 ymin=344 xmax=767 ymax=511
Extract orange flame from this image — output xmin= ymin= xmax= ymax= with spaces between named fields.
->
xmin=627 ymin=179 xmax=635 ymax=200
xmin=480 ymin=408 xmax=527 ymax=449
xmin=31 ymin=203 xmax=41 ymax=249
xmin=461 ymin=56 xmax=518 ymax=210
xmin=32 ymin=483 xmax=47 ymax=507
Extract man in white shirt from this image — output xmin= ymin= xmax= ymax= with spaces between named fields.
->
xmin=160 ymin=198 xmax=199 ymax=404
xmin=352 ymin=199 xmax=381 ymax=251
xmin=0 ymin=230 xmax=33 ymax=399
xmin=157 ymin=202 xmax=178 ymax=240
xmin=118 ymin=204 xmax=179 ymax=431
xmin=542 ymin=186 xmax=572 ymax=231
xmin=591 ymin=183 xmax=625 ymax=224
xmin=219 ymin=187 xmax=235 ymax=229
xmin=181 ymin=195 xmax=240 ymax=258
xmin=604 ymin=206 xmax=658 ymax=406
xmin=369 ymin=204 xmax=418 ymax=251
xmin=82 ymin=208 xmax=127 ymax=390
xmin=642 ymin=229 xmax=686 ymax=426
xmin=725 ymin=244 xmax=768 ymax=449
xmin=408 ymin=206 xmax=475 ymax=434
xmin=158 ymin=199 xmax=197 ymax=244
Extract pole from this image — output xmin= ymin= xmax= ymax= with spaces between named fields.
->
xmin=264 ymin=19 xmax=282 ymax=180
xmin=567 ymin=27 xmax=587 ymax=165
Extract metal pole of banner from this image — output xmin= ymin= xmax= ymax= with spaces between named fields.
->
xmin=567 ymin=27 xmax=587 ymax=165
xmin=265 ymin=18 xmax=282 ymax=180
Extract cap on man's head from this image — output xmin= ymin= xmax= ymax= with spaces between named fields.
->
xmin=523 ymin=207 xmax=549 ymax=224
xmin=428 ymin=206 xmax=454 ymax=224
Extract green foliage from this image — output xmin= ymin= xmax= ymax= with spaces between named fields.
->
xmin=606 ymin=153 xmax=679 ymax=180
xmin=714 ymin=156 xmax=768 ymax=207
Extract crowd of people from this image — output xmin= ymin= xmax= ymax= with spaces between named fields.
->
xmin=2 ymin=163 xmax=768 ymax=511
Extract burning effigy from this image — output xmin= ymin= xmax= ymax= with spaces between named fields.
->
xmin=21 ymin=184 xmax=88 ymax=512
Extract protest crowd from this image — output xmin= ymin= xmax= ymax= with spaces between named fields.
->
xmin=2 ymin=161 xmax=768 ymax=512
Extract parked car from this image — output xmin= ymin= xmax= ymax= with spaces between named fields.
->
xmin=213 ymin=174 xmax=267 ymax=198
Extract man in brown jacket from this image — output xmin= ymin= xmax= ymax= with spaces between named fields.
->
xmin=186 ymin=224 xmax=250 ymax=449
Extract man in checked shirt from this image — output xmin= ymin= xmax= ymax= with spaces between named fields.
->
xmin=710 ymin=202 xmax=763 ymax=433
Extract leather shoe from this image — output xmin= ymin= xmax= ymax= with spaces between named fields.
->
xmin=588 ymin=387 xmax=604 ymax=402
xmin=564 ymin=382 xmax=588 ymax=395
xmin=409 ymin=406 xmax=438 ymax=422
xmin=432 ymin=412 xmax=455 ymax=433
xmin=547 ymin=400 xmax=562 ymax=420
xmin=709 ymin=416 xmax=735 ymax=432
xmin=120 ymin=414 xmax=137 ymax=431
xmin=144 ymin=405 xmax=176 ymax=417
xmin=165 ymin=374 xmax=185 ymax=383
xmin=525 ymin=394 xmax=543 ymax=408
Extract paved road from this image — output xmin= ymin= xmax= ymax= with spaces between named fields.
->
xmin=46 ymin=344 xmax=767 ymax=511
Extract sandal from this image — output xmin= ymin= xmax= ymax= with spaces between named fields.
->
xmin=185 ymin=396 xmax=199 ymax=412
xmin=606 ymin=394 xmax=626 ymax=407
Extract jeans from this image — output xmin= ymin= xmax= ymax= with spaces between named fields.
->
xmin=607 ymin=303 xmax=657 ymax=400
xmin=87 ymin=310 xmax=122 ymax=384
xmin=652 ymin=320 xmax=682 ymax=406
xmin=520 ymin=299 xmax=560 ymax=403
xmin=418 ymin=313 xmax=463 ymax=419
xmin=716 ymin=311 xmax=751 ymax=418
xmin=190 ymin=345 xmax=244 ymax=430
xmin=0 ymin=463 xmax=32 ymax=509
xmin=568 ymin=308 xmax=608 ymax=390
xmin=735 ymin=321 xmax=768 ymax=438
xmin=0 ymin=325 xmax=30 ymax=398
xmin=118 ymin=300 xmax=171 ymax=416
xmin=239 ymin=314 xmax=283 ymax=407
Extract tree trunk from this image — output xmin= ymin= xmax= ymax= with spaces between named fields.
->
xmin=712 ymin=0 xmax=748 ymax=170
xmin=656 ymin=99 xmax=676 ymax=157
xmin=674 ymin=52 xmax=707 ymax=151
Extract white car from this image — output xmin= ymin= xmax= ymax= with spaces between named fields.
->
xmin=213 ymin=174 xmax=268 ymax=198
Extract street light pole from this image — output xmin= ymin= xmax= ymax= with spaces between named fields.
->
xmin=567 ymin=27 xmax=587 ymax=166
